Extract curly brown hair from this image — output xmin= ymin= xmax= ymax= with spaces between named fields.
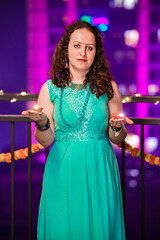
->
xmin=48 ymin=20 xmax=114 ymax=99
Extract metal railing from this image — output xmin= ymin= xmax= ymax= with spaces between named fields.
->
xmin=0 ymin=115 xmax=49 ymax=240
xmin=121 ymin=117 xmax=160 ymax=240
xmin=1 ymin=115 xmax=160 ymax=240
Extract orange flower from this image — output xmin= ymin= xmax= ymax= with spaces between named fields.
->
xmin=19 ymin=149 xmax=26 ymax=159
xmin=131 ymin=148 xmax=139 ymax=157
xmin=139 ymin=152 xmax=147 ymax=160
xmin=14 ymin=150 xmax=20 ymax=159
xmin=155 ymin=157 xmax=160 ymax=165
xmin=149 ymin=155 xmax=156 ymax=165
xmin=4 ymin=152 xmax=11 ymax=163
xmin=31 ymin=144 xmax=39 ymax=153
xmin=145 ymin=154 xmax=151 ymax=162
xmin=37 ymin=142 xmax=44 ymax=149
xmin=23 ymin=148 xmax=28 ymax=157
xmin=14 ymin=152 xmax=18 ymax=160
xmin=125 ymin=143 xmax=130 ymax=150
xmin=116 ymin=143 xmax=122 ymax=148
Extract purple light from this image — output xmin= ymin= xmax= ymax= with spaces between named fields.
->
xmin=91 ymin=17 xmax=109 ymax=26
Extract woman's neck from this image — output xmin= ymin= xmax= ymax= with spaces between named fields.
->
xmin=69 ymin=67 xmax=88 ymax=84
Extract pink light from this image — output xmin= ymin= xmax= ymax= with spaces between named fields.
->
xmin=91 ymin=17 xmax=109 ymax=26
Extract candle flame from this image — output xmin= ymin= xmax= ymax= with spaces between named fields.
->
xmin=32 ymin=105 xmax=43 ymax=112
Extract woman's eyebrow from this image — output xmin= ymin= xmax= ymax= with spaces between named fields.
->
xmin=73 ymin=41 xmax=95 ymax=46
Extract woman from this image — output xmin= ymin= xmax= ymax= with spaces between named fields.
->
xmin=23 ymin=20 xmax=130 ymax=240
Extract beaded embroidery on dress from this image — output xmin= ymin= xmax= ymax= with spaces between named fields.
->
xmin=37 ymin=80 xmax=126 ymax=240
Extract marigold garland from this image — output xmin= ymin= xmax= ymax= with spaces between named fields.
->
xmin=117 ymin=141 xmax=160 ymax=166
xmin=0 ymin=141 xmax=160 ymax=166
xmin=0 ymin=143 xmax=44 ymax=163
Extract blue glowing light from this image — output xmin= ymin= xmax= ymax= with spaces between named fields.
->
xmin=80 ymin=15 xmax=109 ymax=32
xmin=98 ymin=23 xmax=108 ymax=32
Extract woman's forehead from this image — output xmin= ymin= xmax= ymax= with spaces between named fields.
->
xmin=69 ymin=28 xmax=95 ymax=44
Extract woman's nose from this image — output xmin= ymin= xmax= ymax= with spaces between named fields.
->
xmin=80 ymin=46 xmax=86 ymax=56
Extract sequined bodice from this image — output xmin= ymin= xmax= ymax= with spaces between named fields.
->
xmin=47 ymin=80 xmax=109 ymax=141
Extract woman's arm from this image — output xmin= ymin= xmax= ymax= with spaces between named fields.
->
xmin=108 ymin=80 xmax=127 ymax=144
xmin=22 ymin=82 xmax=55 ymax=147
xmin=34 ymin=82 xmax=55 ymax=147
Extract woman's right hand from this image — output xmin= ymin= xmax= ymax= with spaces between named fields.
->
xmin=21 ymin=109 xmax=48 ymax=126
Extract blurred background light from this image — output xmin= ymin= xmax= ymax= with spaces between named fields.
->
xmin=157 ymin=29 xmax=160 ymax=43
xmin=148 ymin=84 xmax=159 ymax=95
xmin=126 ymin=169 xmax=139 ymax=177
xmin=126 ymin=133 xmax=140 ymax=148
xmin=145 ymin=137 xmax=158 ymax=152
xmin=118 ymin=84 xmax=127 ymax=95
xmin=123 ymin=0 xmax=138 ymax=9
xmin=124 ymin=29 xmax=139 ymax=48
xmin=129 ymin=83 xmax=137 ymax=94
xmin=81 ymin=15 xmax=109 ymax=32
xmin=109 ymin=0 xmax=138 ymax=9
xmin=99 ymin=23 xmax=108 ymax=31
xmin=128 ymin=180 xmax=138 ymax=188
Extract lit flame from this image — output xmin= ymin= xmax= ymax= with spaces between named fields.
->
xmin=118 ymin=113 xmax=124 ymax=118
xmin=33 ymin=105 xmax=39 ymax=110
xmin=32 ymin=105 xmax=43 ymax=112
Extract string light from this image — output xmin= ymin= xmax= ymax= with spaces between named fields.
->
xmin=0 ymin=90 xmax=4 ymax=94
xmin=155 ymin=101 xmax=159 ymax=105
xmin=20 ymin=91 xmax=27 ymax=96
xmin=135 ymin=93 xmax=141 ymax=97
xmin=10 ymin=98 xmax=17 ymax=103
xmin=122 ymin=97 xmax=131 ymax=103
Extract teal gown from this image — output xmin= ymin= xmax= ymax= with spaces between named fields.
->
xmin=37 ymin=80 xmax=126 ymax=240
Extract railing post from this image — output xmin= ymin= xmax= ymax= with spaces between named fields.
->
xmin=27 ymin=122 xmax=32 ymax=240
xmin=45 ymin=147 xmax=49 ymax=159
xmin=10 ymin=122 xmax=15 ymax=240
xmin=121 ymin=140 xmax=126 ymax=219
xmin=140 ymin=124 xmax=145 ymax=240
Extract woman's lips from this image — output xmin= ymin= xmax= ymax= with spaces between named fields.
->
xmin=77 ymin=59 xmax=87 ymax=62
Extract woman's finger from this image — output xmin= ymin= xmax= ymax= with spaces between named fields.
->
xmin=21 ymin=110 xmax=29 ymax=115
xmin=124 ymin=116 xmax=134 ymax=124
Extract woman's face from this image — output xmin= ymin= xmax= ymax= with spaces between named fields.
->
xmin=68 ymin=28 xmax=96 ymax=73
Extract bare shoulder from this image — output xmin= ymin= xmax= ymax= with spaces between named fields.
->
xmin=39 ymin=82 xmax=49 ymax=95
xmin=37 ymin=82 xmax=52 ymax=108
xmin=111 ymin=80 xmax=119 ymax=94
xmin=108 ymin=80 xmax=123 ymax=114
xmin=110 ymin=80 xmax=121 ymax=103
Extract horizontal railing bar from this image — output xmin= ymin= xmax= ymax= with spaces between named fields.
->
xmin=0 ymin=115 xmax=160 ymax=125
xmin=131 ymin=117 xmax=160 ymax=125
xmin=0 ymin=94 xmax=160 ymax=103
xmin=122 ymin=95 xmax=160 ymax=103
xmin=0 ymin=94 xmax=38 ymax=101
xmin=0 ymin=115 xmax=33 ymax=122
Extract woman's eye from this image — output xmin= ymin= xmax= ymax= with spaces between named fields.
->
xmin=74 ymin=44 xmax=80 ymax=48
xmin=87 ymin=46 xmax=93 ymax=51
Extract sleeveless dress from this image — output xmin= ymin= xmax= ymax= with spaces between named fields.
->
xmin=37 ymin=80 xmax=126 ymax=240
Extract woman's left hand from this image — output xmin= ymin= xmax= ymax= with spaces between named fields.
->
xmin=109 ymin=113 xmax=133 ymax=129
